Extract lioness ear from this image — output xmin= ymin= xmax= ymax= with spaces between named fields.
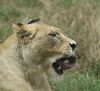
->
xmin=12 ymin=23 xmax=32 ymax=39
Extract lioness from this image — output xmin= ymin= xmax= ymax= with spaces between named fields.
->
xmin=0 ymin=19 xmax=76 ymax=91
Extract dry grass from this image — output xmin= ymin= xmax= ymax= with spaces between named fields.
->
xmin=0 ymin=0 xmax=100 ymax=75
xmin=2 ymin=0 xmax=99 ymax=72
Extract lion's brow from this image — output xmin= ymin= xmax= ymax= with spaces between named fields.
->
xmin=27 ymin=18 xmax=40 ymax=24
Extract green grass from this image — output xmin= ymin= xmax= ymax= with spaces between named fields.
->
xmin=52 ymin=73 xmax=100 ymax=91
xmin=0 ymin=0 xmax=100 ymax=91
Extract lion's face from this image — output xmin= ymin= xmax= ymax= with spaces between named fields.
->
xmin=13 ymin=19 xmax=76 ymax=75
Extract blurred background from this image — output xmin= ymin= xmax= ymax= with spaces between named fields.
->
xmin=0 ymin=0 xmax=100 ymax=91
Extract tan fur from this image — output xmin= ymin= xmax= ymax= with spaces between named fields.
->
xmin=0 ymin=20 xmax=76 ymax=91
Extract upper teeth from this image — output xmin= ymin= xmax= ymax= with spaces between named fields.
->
xmin=64 ymin=60 xmax=69 ymax=64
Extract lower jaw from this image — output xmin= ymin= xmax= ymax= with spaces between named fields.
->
xmin=52 ymin=63 xmax=63 ymax=75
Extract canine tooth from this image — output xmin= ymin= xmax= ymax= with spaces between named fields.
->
xmin=58 ymin=66 xmax=61 ymax=70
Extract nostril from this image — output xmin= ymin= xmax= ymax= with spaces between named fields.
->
xmin=69 ymin=43 xmax=76 ymax=50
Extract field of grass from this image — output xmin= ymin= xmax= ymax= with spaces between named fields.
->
xmin=0 ymin=0 xmax=100 ymax=91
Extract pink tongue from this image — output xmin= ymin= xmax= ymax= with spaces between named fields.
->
xmin=61 ymin=62 xmax=76 ymax=70
xmin=59 ymin=56 xmax=76 ymax=70
xmin=56 ymin=56 xmax=76 ymax=70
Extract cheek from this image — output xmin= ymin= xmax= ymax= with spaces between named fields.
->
xmin=47 ymin=37 xmax=60 ymax=49
xmin=47 ymin=40 xmax=62 ymax=54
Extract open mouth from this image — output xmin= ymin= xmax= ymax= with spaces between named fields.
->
xmin=52 ymin=56 xmax=76 ymax=75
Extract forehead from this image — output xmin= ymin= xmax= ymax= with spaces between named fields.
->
xmin=23 ymin=23 xmax=62 ymax=33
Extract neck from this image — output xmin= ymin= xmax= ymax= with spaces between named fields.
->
xmin=0 ymin=39 xmax=51 ymax=91
xmin=18 ymin=45 xmax=51 ymax=90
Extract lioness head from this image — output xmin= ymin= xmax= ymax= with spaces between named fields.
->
xmin=13 ymin=19 xmax=76 ymax=75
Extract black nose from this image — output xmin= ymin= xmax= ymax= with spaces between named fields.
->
xmin=69 ymin=43 xmax=76 ymax=50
